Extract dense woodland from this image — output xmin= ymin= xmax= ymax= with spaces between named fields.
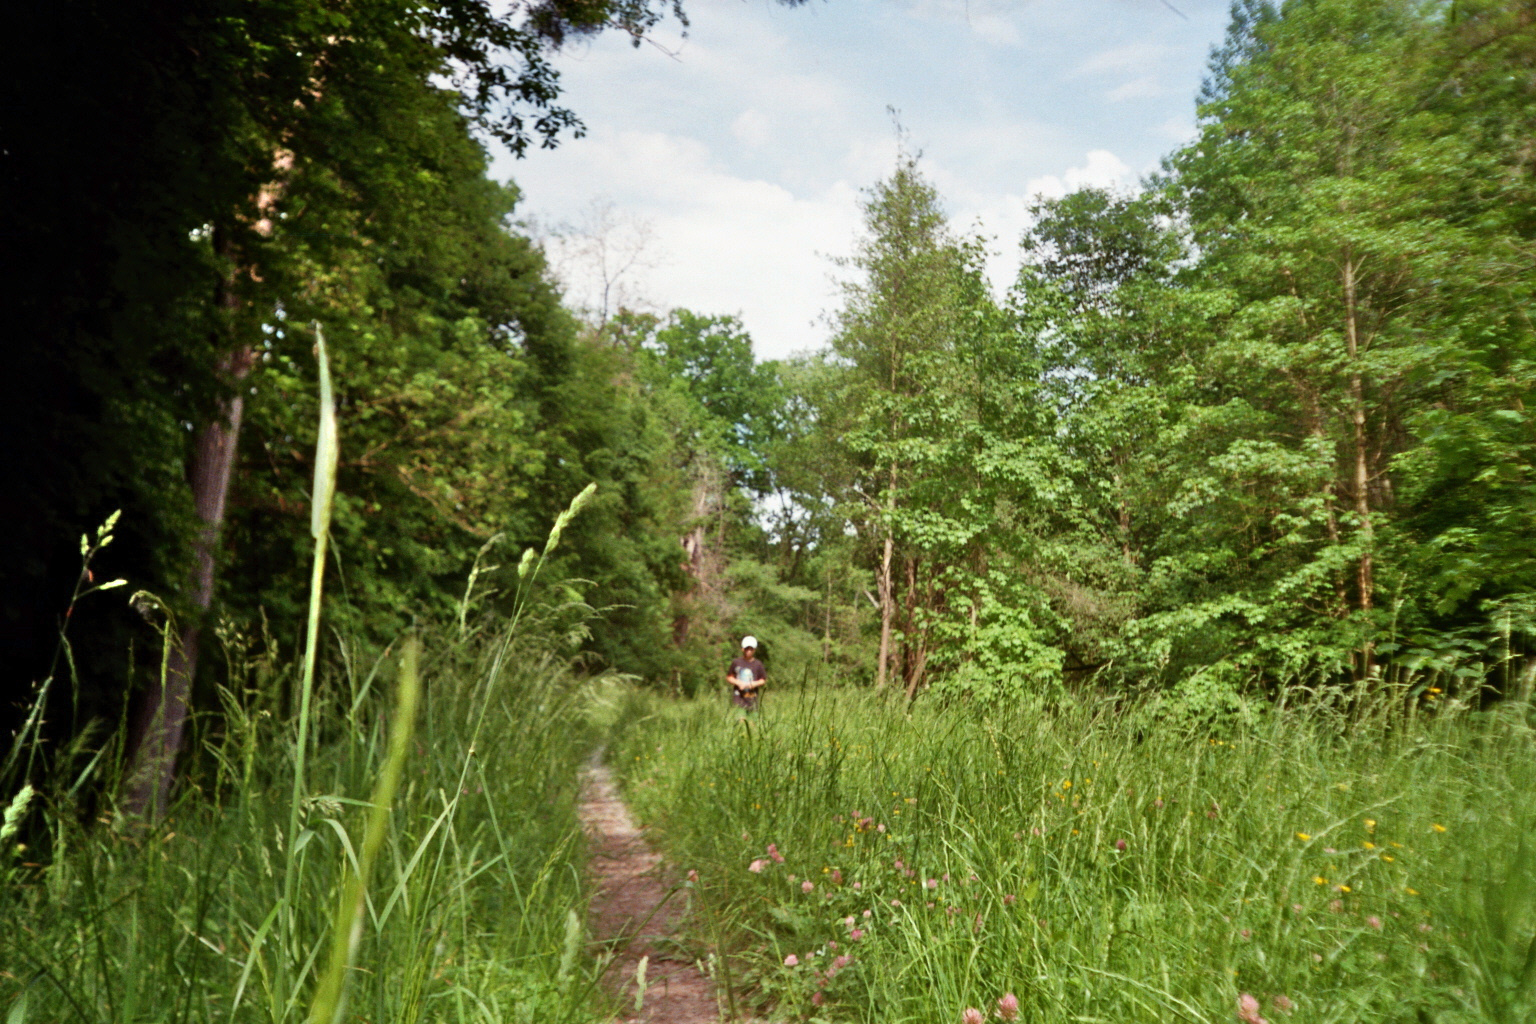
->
xmin=4 ymin=0 xmax=1536 ymax=808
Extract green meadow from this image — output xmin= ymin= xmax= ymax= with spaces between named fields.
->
xmin=609 ymin=687 xmax=1536 ymax=1024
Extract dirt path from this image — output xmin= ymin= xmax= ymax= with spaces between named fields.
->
xmin=580 ymin=749 xmax=721 ymax=1024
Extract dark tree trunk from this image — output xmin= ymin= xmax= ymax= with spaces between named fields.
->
xmin=123 ymin=328 xmax=252 ymax=816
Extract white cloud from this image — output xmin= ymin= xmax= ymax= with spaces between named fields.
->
xmin=732 ymin=109 xmax=771 ymax=149
xmin=901 ymin=0 xmax=1026 ymax=46
xmin=1106 ymin=76 xmax=1167 ymax=102
xmin=1024 ymin=149 xmax=1134 ymax=202
xmin=1075 ymin=42 xmax=1170 ymax=77
xmin=525 ymin=127 xmax=862 ymax=359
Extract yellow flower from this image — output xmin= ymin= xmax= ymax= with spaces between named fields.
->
xmin=1363 ymin=841 xmax=1376 ymax=850
xmin=1431 ymin=823 xmax=1447 ymax=833
xmin=1406 ymin=887 xmax=1420 ymax=895
xmin=1337 ymin=885 xmax=1352 ymax=894
xmin=1071 ymin=829 xmax=1080 ymax=835
xmin=1364 ymin=818 xmax=1376 ymax=831
xmin=1382 ymin=855 xmax=1394 ymax=862
xmin=1296 ymin=832 xmax=1312 ymax=841
xmin=1314 ymin=876 xmax=1328 ymax=885
xmin=1062 ymin=780 xmax=1072 ymax=789
xmin=1428 ymin=687 xmax=1442 ymax=694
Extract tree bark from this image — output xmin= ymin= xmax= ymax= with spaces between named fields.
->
xmin=875 ymin=530 xmax=895 ymax=690
xmin=874 ymin=459 xmax=897 ymax=690
xmin=1342 ymin=253 xmax=1376 ymax=685
xmin=124 ymin=341 xmax=254 ymax=818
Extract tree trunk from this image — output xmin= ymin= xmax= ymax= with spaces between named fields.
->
xmin=901 ymin=554 xmax=928 ymax=701
xmin=1342 ymin=253 xmax=1376 ymax=682
xmin=875 ymin=531 xmax=895 ymax=690
xmin=874 ymin=459 xmax=898 ymax=690
xmin=124 ymin=341 xmax=253 ymax=818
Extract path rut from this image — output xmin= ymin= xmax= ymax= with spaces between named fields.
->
xmin=580 ymin=750 xmax=721 ymax=1024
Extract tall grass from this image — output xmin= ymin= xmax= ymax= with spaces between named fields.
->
xmin=609 ymin=688 xmax=1536 ymax=1023
xmin=1 ymin=329 xmax=606 ymax=1023
xmin=1 ymin=621 xmax=605 ymax=1023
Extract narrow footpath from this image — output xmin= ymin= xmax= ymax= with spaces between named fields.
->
xmin=579 ymin=750 xmax=721 ymax=1024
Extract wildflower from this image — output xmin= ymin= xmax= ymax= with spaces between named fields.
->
xmin=1328 ymin=900 xmax=1344 ymax=913
xmin=1382 ymin=855 xmax=1394 ymax=862
xmin=1003 ymin=894 xmax=1017 ymax=905
xmin=891 ymin=899 xmax=902 ymax=907
xmin=1312 ymin=953 xmax=1323 ymax=963
xmin=811 ymin=991 xmax=824 ymax=1007
xmin=1323 ymin=847 xmax=1336 ymax=854
xmin=926 ymin=878 xmax=939 ymax=889
xmin=832 ymin=954 xmax=851 ymax=970
xmin=1031 ymin=826 xmax=1042 ymax=836
xmin=1291 ymin=903 xmax=1303 ymax=913
xmin=749 ymin=859 xmax=768 ymax=873
xmin=1405 ymin=887 xmax=1419 ymax=895
xmin=962 ymin=1008 xmax=986 ymax=1024
xmin=788 ymin=874 xmax=797 ymax=882
xmin=827 ymin=940 xmax=837 ymax=950
xmin=1367 ymin=915 xmax=1382 ymax=930
xmin=1271 ymin=994 xmax=1295 ymax=1015
xmin=942 ymin=873 xmax=951 ymax=882
xmin=1237 ymin=992 xmax=1267 ymax=1024
xmin=1364 ymin=819 xmax=1376 ymax=831
xmin=1061 ymin=780 xmax=1072 ymax=789
xmin=1418 ymin=922 xmax=1432 ymax=933
xmin=1363 ymin=842 xmax=1375 ymax=850
xmin=1115 ymin=839 xmax=1128 ymax=851
xmin=894 ymin=859 xmax=905 ymax=871
xmin=877 ymin=823 xmax=886 ymax=833
xmin=687 ymin=869 xmax=699 ymax=883
xmin=997 ymin=992 xmax=1020 ymax=1021
xmin=1153 ymin=798 xmax=1165 ymax=809
xmin=1313 ymin=876 xmax=1328 ymax=885
xmin=802 ymin=880 xmax=814 ymax=894
xmin=1240 ymin=928 xmax=1252 ymax=939
xmin=852 ymin=881 xmax=862 ymax=890
xmin=1295 ymin=833 xmax=1311 ymax=842
xmin=784 ymin=954 xmax=799 ymax=967
xmin=768 ymin=843 xmax=785 ymax=862
xmin=1431 ymin=824 xmax=1447 ymax=833
xmin=831 ymin=869 xmax=843 ymax=885
xmin=850 ymin=928 xmax=864 ymax=941
xmin=1336 ymin=885 xmax=1351 ymax=894
xmin=863 ymin=909 xmax=872 ymax=918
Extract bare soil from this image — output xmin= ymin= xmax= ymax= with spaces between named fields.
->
xmin=580 ymin=750 xmax=721 ymax=1024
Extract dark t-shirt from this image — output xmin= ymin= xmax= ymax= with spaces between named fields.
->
xmin=729 ymin=657 xmax=766 ymax=695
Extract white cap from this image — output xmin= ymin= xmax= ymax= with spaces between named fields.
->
xmin=741 ymin=635 xmax=758 ymax=649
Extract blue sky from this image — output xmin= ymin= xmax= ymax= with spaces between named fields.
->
xmin=491 ymin=0 xmax=1233 ymax=360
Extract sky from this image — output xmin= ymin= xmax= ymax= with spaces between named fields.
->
xmin=489 ymin=0 xmax=1234 ymax=361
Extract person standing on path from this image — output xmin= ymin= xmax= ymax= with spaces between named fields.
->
xmin=727 ymin=635 xmax=767 ymax=711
